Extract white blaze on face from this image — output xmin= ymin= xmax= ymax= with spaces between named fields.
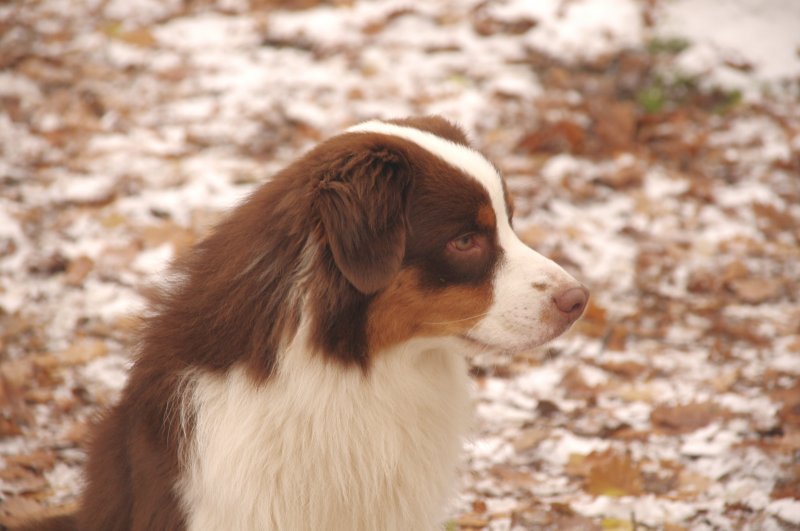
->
xmin=347 ymin=120 xmax=584 ymax=351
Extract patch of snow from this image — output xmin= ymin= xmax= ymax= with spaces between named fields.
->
xmin=491 ymin=0 xmax=643 ymax=59
xmin=572 ymin=494 xmax=698 ymax=526
xmin=132 ymin=242 xmax=173 ymax=275
xmin=154 ymin=13 xmax=259 ymax=50
xmin=45 ymin=462 xmax=86 ymax=502
xmin=537 ymin=430 xmax=609 ymax=466
xmin=659 ymin=0 xmax=800 ymax=88
xmin=680 ymin=423 xmax=736 ymax=457
xmin=768 ymin=498 xmax=800 ymax=526
xmin=514 ymin=364 xmax=563 ymax=397
xmin=82 ymin=354 xmax=132 ymax=393
xmin=644 ymin=168 xmax=689 ymax=199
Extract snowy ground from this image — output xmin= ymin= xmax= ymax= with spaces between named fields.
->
xmin=1 ymin=0 xmax=799 ymax=529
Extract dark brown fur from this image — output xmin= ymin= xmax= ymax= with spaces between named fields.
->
xmin=23 ymin=117 xmax=501 ymax=531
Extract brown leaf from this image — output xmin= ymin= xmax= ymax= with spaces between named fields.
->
xmin=687 ymin=268 xmax=720 ymax=294
xmin=103 ymin=22 xmax=157 ymax=48
xmin=5 ymin=450 xmax=56 ymax=473
xmin=598 ymin=360 xmax=649 ymax=379
xmin=561 ymin=367 xmax=598 ymax=399
xmin=456 ymin=513 xmax=490 ymax=528
xmin=711 ymin=370 xmax=740 ymax=393
xmin=472 ymin=12 xmax=537 ymax=37
xmin=710 ymin=315 xmax=768 ymax=346
xmin=642 ymin=469 xmax=678 ymax=495
xmin=772 ymin=383 xmax=800 ymax=429
xmin=0 ymin=374 xmax=31 ymax=436
xmin=771 ymin=463 xmax=800 ymax=499
xmin=0 ymin=465 xmax=48 ymax=493
xmin=62 ymin=419 xmax=90 ymax=446
xmin=583 ymin=450 xmax=643 ymax=497
xmin=605 ymin=323 xmax=628 ymax=351
xmin=65 ymin=255 xmax=94 ymax=286
xmin=721 ymin=260 xmax=749 ymax=284
xmin=589 ymin=101 xmax=637 ymax=154
xmin=34 ymin=338 xmax=108 ymax=369
xmin=471 ymin=499 xmax=487 ymax=514
xmin=516 ymin=120 xmax=586 ymax=154
xmin=565 ymin=453 xmax=593 ymax=477
xmin=574 ymin=300 xmax=608 ymax=339
xmin=0 ymin=498 xmax=77 ymax=528
xmin=0 ymin=496 xmax=43 ymax=527
xmin=595 ymin=165 xmax=643 ymax=189
xmin=728 ymin=277 xmax=784 ymax=304
xmin=753 ymin=202 xmax=796 ymax=233
xmin=488 ymin=464 xmax=536 ymax=489
xmin=512 ymin=427 xmax=549 ymax=453
xmin=651 ymin=402 xmax=726 ymax=434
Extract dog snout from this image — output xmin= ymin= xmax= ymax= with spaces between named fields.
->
xmin=552 ymin=285 xmax=589 ymax=320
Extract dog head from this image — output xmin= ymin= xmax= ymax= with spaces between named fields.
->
xmin=310 ymin=116 xmax=588 ymax=358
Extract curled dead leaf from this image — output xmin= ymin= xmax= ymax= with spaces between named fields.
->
xmin=728 ymin=277 xmax=784 ymax=304
xmin=651 ymin=402 xmax=727 ymax=434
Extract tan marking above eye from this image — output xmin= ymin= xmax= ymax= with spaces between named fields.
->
xmin=476 ymin=204 xmax=496 ymax=229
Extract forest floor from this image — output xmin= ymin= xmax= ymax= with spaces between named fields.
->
xmin=1 ymin=0 xmax=799 ymax=529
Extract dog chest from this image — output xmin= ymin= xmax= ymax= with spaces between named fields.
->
xmin=178 ymin=339 xmax=472 ymax=531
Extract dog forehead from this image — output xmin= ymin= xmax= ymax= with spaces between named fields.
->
xmin=346 ymin=120 xmax=508 ymax=222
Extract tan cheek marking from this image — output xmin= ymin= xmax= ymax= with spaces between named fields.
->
xmin=367 ymin=268 xmax=493 ymax=354
xmin=476 ymin=203 xmax=496 ymax=230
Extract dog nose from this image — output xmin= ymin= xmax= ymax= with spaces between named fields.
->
xmin=553 ymin=286 xmax=589 ymax=317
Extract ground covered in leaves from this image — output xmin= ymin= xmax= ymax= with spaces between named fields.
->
xmin=1 ymin=0 xmax=799 ymax=529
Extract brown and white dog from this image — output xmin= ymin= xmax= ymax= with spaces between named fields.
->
xmin=25 ymin=116 xmax=587 ymax=531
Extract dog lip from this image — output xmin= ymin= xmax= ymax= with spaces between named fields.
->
xmin=458 ymin=333 xmax=494 ymax=350
xmin=458 ymin=333 xmax=545 ymax=354
xmin=459 ymin=319 xmax=578 ymax=354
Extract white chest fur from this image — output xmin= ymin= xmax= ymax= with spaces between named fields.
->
xmin=177 ymin=334 xmax=473 ymax=531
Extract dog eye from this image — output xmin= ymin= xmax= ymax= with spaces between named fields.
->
xmin=449 ymin=234 xmax=479 ymax=252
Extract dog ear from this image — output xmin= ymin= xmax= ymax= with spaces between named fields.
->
xmin=315 ymin=145 xmax=412 ymax=294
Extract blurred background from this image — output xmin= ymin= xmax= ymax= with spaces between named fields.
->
xmin=1 ymin=0 xmax=799 ymax=528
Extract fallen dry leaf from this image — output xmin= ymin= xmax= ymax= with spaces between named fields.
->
xmin=5 ymin=450 xmax=56 ymax=473
xmin=727 ymin=277 xmax=784 ymax=304
xmin=34 ymin=339 xmax=108 ymax=369
xmin=583 ymin=450 xmax=644 ymax=497
xmin=589 ymin=101 xmax=637 ymax=154
xmin=64 ymin=255 xmax=94 ymax=286
xmin=598 ymin=360 xmax=650 ymax=379
xmin=456 ymin=512 xmax=490 ymax=528
xmin=0 ymin=374 xmax=31 ymax=436
xmin=516 ymin=119 xmax=586 ymax=154
xmin=512 ymin=427 xmax=549 ymax=453
xmin=651 ymin=402 xmax=727 ymax=434
xmin=488 ymin=464 xmax=536 ymax=489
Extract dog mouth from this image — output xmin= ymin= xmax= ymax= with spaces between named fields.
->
xmin=458 ymin=333 xmax=550 ymax=355
xmin=458 ymin=319 xmax=577 ymax=355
